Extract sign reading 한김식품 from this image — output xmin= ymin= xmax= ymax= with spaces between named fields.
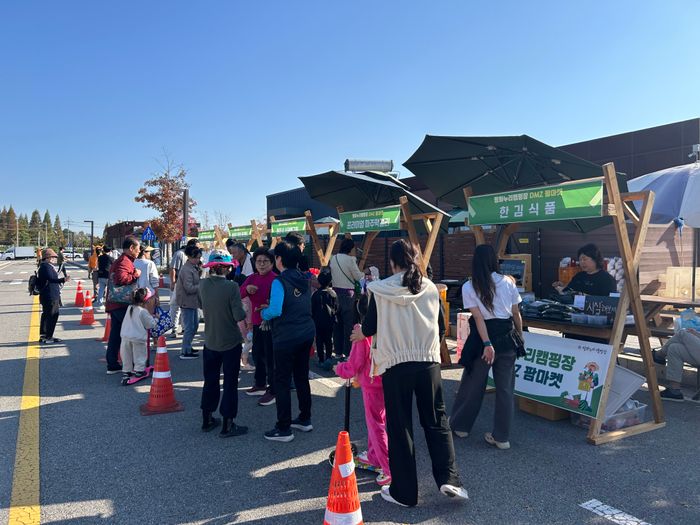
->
xmin=339 ymin=205 xmax=401 ymax=233
xmin=488 ymin=332 xmax=613 ymax=419
xmin=468 ymin=179 xmax=604 ymax=226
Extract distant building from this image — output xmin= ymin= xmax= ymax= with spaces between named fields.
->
xmin=103 ymin=221 xmax=147 ymax=248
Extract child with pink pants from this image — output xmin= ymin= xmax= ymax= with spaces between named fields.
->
xmin=335 ymin=325 xmax=391 ymax=486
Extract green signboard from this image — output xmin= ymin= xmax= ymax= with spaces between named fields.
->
xmin=339 ymin=205 xmax=401 ymax=233
xmin=228 ymin=225 xmax=252 ymax=239
xmin=198 ymin=229 xmax=216 ymax=241
xmin=271 ymin=218 xmax=307 ymax=236
xmin=468 ymin=179 xmax=604 ymax=226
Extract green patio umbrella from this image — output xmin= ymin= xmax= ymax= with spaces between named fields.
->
xmin=404 ymin=134 xmax=626 ymax=233
xmin=299 ymin=170 xmax=449 ymax=232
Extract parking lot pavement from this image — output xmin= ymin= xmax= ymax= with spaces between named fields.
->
xmin=2 ymin=264 xmax=700 ymax=524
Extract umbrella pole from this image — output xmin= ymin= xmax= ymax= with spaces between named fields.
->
xmin=693 ymin=229 xmax=697 ymax=303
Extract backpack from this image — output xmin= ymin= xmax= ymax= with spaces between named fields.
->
xmin=28 ymin=272 xmax=40 ymax=296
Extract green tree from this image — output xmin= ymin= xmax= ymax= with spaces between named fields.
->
xmin=6 ymin=207 xmax=17 ymax=245
xmin=29 ymin=209 xmax=42 ymax=245
xmin=53 ymin=215 xmax=65 ymax=247
xmin=18 ymin=214 xmax=30 ymax=245
xmin=42 ymin=210 xmax=52 ymax=245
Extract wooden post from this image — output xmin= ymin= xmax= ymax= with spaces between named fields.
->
xmin=358 ymin=231 xmax=379 ymax=270
xmin=269 ymin=216 xmax=279 ymax=249
xmin=399 ymin=196 xmax=425 ymax=271
xmin=305 ymin=210 xmax=339 ymax=267
xmin=463 ymin=187 xmax=486 ymax=245
xmin=497 ymin=223 xmax=519 ymax=257
xmin=586 ymin=163 xmax=664 ymax=444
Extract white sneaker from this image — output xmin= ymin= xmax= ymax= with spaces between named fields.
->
xmin=380 ymin=486 xmax=408 ymax=507
xmin=484 ymin=432 xmax=510 ymax=450
xmin=440 ymin=484 xmax=469 ymax=500
xmin=453 ymin=430 xmax=469 ymax=438
xmin=376 ymin=473 xmax=392 ymax=486
xmin=357 ymin=450 xmax=369 ymax=463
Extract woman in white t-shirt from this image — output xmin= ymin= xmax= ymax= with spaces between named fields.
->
xmin=450 ymin=244 xmax=523 ymax=450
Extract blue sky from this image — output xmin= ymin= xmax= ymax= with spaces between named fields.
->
xmin=1 ymin=1 xmax=698 ymax=235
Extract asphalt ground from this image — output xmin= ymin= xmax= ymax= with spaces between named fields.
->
xmin=1 ymin=258 xmax=700 ymax=524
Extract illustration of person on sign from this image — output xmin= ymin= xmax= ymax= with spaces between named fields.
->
xmin=577 ymin=362 xmax=600 ymax=411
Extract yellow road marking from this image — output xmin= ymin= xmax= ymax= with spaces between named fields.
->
xmin=8 ymin=295 xmax=41 ymax=525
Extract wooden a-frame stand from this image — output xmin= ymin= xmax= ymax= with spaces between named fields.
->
xmin=227 ymin=220 xmax=267 ymax=252
xmin=267 ymin=214 xmax=340 ymax=267
xmin=468 ymin=162 xmax=665 ymax=445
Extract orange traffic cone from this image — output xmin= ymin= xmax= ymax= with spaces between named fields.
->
xmin=74 ymin=281 xmax=84 ymax=307
xmin=80 ymin=291 xmax=96 ymax=325
xmin=97 ymin=314 xmax=111 ymax=341
xmin=324 ymin=431 xmax=363 ymax=525
xmin=140 ymin=336 xmax=184 ymax=416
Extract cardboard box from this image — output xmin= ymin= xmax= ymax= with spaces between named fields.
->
xmin=517 ymin=397 xmax=569 ymax=421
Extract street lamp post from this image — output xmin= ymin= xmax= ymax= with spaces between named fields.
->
xmin=84 ymin=220 xmax=94 ymax=251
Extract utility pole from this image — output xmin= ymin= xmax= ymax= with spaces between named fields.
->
xmin=182 ymin=188 xmax=189 ymax=250
xmin=84 ymin=220 xmax=94 ymax=251
xmin=15 ymin=217 xmax=18 ymax=246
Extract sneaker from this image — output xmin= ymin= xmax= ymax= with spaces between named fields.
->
xmin=380 ymin=485 xmax=409 ymax=507
xmin=484 ymin=432 xmax=510 ymax=450
xmin=660 ymin=388 xmax=684 ymax=402
xmin=453 ymin=430 xmax=469 ymax=438
xmin=246 ymin=385 xmax=267 ymax=396
xmin=258 ymin=392 xmax=276 ymax=406
xmin=290 ymin=418 xmax=313 ymax=432
xmin=440 ymin=484 xmax=469 ymax=500
xmin=120 ymin=373 xmax=132 ymax=386
xmin=179 ymin=353 xmax=198 ymax=360
xmin=240 ymin=363 xmax=255 ymax=371
xmin=652 ymin=349 xmax=667 ymax=366
xmin=51 ymin=338 xmax=63 ymax=343
xmin=106 ymin=367 xmax=122 ymax=375
xmin=264 ymin=427 xmax=294 ymax=442
xmin=169 ymin=331 xmax=179 ymax=339
xmin=357 ymin=450 xmax=370 ymax=463
xmin=376 ymin=473 xmax=392 ymax=486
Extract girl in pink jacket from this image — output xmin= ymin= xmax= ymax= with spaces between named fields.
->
xmin=335 ymin=324 xmax=391 ymax=486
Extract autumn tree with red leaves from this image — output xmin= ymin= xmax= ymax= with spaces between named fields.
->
xmin=135 ymin=161 xmax=196 ymax=260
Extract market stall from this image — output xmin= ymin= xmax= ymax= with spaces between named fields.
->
xmin=465 ymin=163 xmax=664 ymax=445
xmin=227 ymin=220 xmax=267 ymax=252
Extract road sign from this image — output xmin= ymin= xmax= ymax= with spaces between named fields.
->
xmin=141 ymin=226 xmax=157 ymax=242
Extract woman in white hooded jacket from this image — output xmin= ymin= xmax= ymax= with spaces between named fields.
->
xmin=351 ymin=239 xmax=467 ymax=507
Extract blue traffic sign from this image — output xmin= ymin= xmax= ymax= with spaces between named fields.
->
xmin=142 ymin=226 xmax=157 ymax=241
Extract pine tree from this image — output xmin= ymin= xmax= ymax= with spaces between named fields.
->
xmin=53 ymin=215 xmax=65 ymax=246
xmin=6 ymin=207 xmax=17 ymax=245
xmin=42 ymin=210 xmax=52 ymax=246
xmin=29 ymin=209 xmax=42 ymax=244
xmin=18 ymin=214 xmax=30 ymax=245
xmin=0 ymin=207 xmax=7 ymax=245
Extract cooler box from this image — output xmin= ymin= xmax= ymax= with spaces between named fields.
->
xmin=456 ymin=312 xmax=471 ymax=362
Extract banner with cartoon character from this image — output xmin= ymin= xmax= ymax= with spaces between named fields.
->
xmin=488 ymin=332 xmax=612 ymax=419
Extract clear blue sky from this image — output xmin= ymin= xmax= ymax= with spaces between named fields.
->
xmin=1 ymin=1 xmax=698 ymax=235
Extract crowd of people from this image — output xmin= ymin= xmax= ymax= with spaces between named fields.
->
xmin=33 ymin=233 xmax=700 ymax=510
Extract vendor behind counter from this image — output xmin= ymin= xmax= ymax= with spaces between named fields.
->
xmin=552 ymin=243 xmax=617 ymax=297
xmin=550 ymin=243 xmax=616 ymax=344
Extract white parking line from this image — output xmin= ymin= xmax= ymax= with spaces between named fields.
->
xmin=580 ymin=499 xmax=651 ymax=525
xmin=4 ymin=272 xmax=12 ymax=275
xmin=10 ymin=280 xmax=23 ymax=285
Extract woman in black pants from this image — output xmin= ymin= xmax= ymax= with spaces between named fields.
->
xmin=351 ymin=239 xmax=467 ymax=507
xmin=451 ymin=244 xmax=524 ymax=449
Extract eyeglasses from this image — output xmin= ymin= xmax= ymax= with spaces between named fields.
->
xmin=256 ymin=259 xmax=272 ymax=265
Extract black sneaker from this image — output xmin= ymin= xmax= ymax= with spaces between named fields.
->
xmin=290 ymin=418 xmax=313 ymax=432
xmin=264 ymin=427 xmax=294 ymax=442
xmin=660 ymin=388 xmax=684 ymax=402
xmin=120 ymin=373 xmax=132 ymax=386
xmin=652 ymin=349 xmax=666 ymax=366
xmin=179 ymin=353 xmax=199 ymax=360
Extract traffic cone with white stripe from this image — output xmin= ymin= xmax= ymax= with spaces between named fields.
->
xmin=97 ymin=314 xmax=111 ymax=341
xmin=79 ymin=291 xmax=96 ymax=325
xmin=74 ymin=281 xmax=84 ymax=307
xmin=140 ymin=336 xmax=184 ymax=416
xmin=324 ymin=431 xmax=363 ymax=525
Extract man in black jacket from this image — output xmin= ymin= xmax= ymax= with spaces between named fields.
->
xmin=36 ymin=248 xmax=69 ymax=344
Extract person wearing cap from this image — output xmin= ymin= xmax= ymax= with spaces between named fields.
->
xmin=198 ymin=251 xmax=249 ymax=436
xmin=36 ymin=248 xmax=69 ymax=344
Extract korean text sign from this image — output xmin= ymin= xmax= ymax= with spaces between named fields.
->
xmin=198 ymin=229 xmax=216 ymax=241
xmin=488 ymin=332 xmax=612 ymax=419
xmin=270 ymin=218 xmax=307 ymax=235
xmin=468 ymin=179 xmax=603 ymax=226
xmin=228 ymin=225 xmax=252 ymax=239
xmin=339 ymin=206 xmax=401 ymax=233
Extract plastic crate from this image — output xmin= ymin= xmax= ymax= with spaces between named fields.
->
xmin=570 ymin=400 xmax=647 ymax=432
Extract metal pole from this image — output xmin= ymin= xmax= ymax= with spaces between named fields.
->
xmin=693 ymin=228 xmax=697 ymax=303
xmin=183 ymin=188 xmax=189 ymax=249
xmin=16 ymin=217 xmax=18 ymax=246
xmin=85 ymin=220 xmax=94 ymax=251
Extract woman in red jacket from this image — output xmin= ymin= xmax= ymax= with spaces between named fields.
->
xmin=105 ymin=236 xmax=142 ymax=374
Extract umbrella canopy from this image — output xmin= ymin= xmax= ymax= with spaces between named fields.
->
xmin=404 ymin=134 xmax=624 ymax=233
xmin=299 ymin=170 xmax=449 ymax=232
xmin=627 ymin=162 xmax=700 ymax=227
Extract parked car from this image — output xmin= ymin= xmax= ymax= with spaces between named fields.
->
xmin=0 ymin=246 xmax=36 ymax=260
xmin=63 ymin=249 xmax=83 ymax=260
